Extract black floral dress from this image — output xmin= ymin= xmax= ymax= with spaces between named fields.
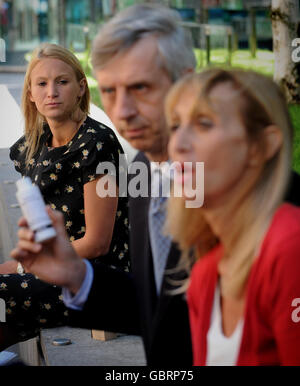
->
xmin=0 ymin=116 xmax=129 ymax=340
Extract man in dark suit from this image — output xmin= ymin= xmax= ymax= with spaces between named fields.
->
xmin=11 ymin=4 xmax=196 ymax=366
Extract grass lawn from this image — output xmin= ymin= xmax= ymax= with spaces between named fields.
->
xmin=76 ymin=48 xmax=300 ymax=173
xmin=195 ymin=48 xmax=275 ymax=76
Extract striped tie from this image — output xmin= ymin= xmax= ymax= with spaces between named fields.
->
xmin=149 ymin=168 xmax=172 ymax=294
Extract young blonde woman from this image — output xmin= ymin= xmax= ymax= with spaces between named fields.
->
xmin=165 ymin=69 xmax=300 ymax=365
xmin=0 ymin=43 xmax=129 ymax=349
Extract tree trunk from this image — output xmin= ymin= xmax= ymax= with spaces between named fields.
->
xmin=249 ymin=7 xmax=257 ymax=59
xmin=58 ymin=0 xmax=67 ymax=48
xmin=271 ymin=0 xmax=300 ymax=104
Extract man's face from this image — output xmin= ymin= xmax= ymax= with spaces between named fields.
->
xmin=95 ymin=36 xmax=173 ymax=161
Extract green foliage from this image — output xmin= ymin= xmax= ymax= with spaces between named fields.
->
xmin=75 ymin=51 xmax=102 ymax=108
xmin=195 ymin=48 xmax=274 ymax=76
xmin=289 ymin=105 xmax=300 ymax=173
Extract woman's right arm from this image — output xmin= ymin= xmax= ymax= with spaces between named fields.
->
xmin=71 ymin=175 xmax=118 ymax=260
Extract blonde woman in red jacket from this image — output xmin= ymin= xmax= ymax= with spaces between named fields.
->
xmin=165 ymin=69 xmax=300 ymax=365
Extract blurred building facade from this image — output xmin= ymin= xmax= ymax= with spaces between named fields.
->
xmin=0 ymin=0 xmax=298 ymax=67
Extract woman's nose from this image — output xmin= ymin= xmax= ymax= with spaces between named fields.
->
xmin=172 ymin=126 xmax=192 ymax=153
xmin=47 ymin=83 xmax=58 ymax=98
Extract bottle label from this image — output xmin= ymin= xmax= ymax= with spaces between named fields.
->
xmin=16 ymin=187 xmax=51 ymax=231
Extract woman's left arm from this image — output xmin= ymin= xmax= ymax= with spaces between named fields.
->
xmin=71 ymin=176 xmax=118 ymax=259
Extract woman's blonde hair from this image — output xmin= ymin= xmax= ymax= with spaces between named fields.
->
xmin=165 ymin=68 xmax=293 ymax=298
xmin=22 ymin=43 xmax=90 ymax=165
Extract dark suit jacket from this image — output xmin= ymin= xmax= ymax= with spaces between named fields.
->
xmin=68 ymin=152 xmax=193 ymax=366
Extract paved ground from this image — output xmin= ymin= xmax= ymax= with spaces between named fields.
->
xmin=0 ymin=155 xmax=22 ymax=365
xmin=0 ymin=72 xmax=25 ymax=106
xmin=40 ymin=327 xmax=146 ymax=366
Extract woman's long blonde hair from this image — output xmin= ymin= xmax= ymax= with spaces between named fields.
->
xmin=165 ymin=69 xmax=293 ymax=299
xmin=22 ymin=43 xmax=90 ymax=165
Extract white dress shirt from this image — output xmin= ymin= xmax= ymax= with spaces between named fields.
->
xmin=62 ymin=259 xmax=94 ymax=310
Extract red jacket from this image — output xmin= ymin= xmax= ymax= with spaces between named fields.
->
xmin=188 ymin=203 xmax=300 ymax=366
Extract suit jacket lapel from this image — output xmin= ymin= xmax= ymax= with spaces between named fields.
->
xmin=129 ymin=153 xmax=158 ymax=341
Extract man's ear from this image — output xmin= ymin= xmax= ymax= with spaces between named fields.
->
xmin=262 ymin=125 xmax=283 ymax=161
xmin=181 ymin=67 xmax=195 ymax=76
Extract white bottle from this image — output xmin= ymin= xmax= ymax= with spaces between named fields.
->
xmin=16 ymin=177 xmax=56 ymax=243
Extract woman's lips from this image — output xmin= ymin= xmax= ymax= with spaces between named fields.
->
xmin=46 ymin=102 xmax=61 ymax=107
xmin=173 ymin=162 xmax=195 ymax=184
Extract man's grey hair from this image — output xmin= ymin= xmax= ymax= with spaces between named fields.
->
xmin=91 ymin=3 xmax=196 ymax=81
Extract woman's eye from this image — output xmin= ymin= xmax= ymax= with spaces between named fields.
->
xmin=38 ymin=82 xmax=46 ymax=87
xmin=59 ymin=80 xmax=68 ymax=84
xmin=170 ymin=124 xmax=180 ymax=132
xmin=198 ymin=118 xmax=214 ymax=129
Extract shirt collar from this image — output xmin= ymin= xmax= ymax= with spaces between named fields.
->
xmin=150 ymin=160 xmax=171 ymax=175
